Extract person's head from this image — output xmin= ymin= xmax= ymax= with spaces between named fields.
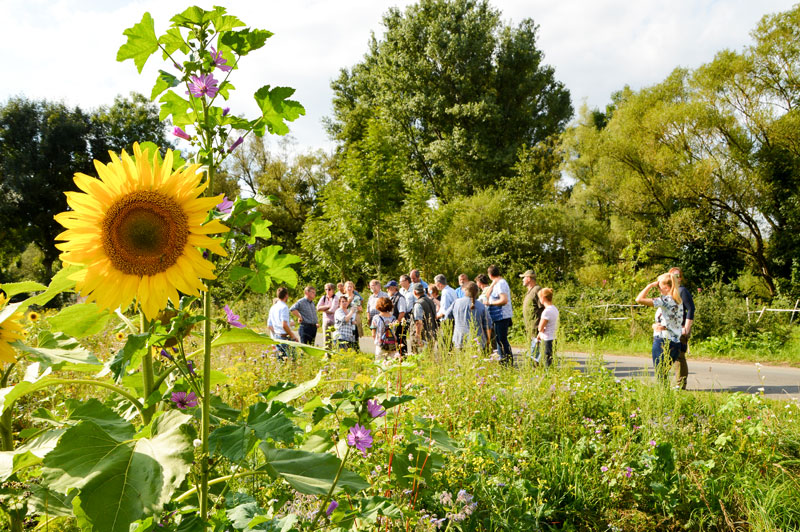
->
xmin=465 ymin=282 xmax=479 ymax=309
xmin=345 ymin=281 xmax=355 ymax=293
xmin=519 ymin=269 xmax=536 ymax=288
xmin=429 ymin=285 xmax=440 ymax=297
xmin=458 ymin=273 xmax=469 ymax=287
xmin=414 ymin=284 xmax=426 ymax=297
xmin=475 ymin=274 xmax=490 ymax=288
xmin=337 ymin=282 xmax=345 ymax=293
xmin=434 ymin=274 xmax=447 ymax=289
xmin=668 ymin=267 xmax=684 ymax=283
xmin=539 ymin=287 xmax=554 ymax=304
xmin=384 ymin=280 xmax=399 ymax=294
xmin=338 ymin=295 xmax=349 ymax=308
xmin=488 ymin=264 xmax=501 ymax=279
xmin=410 ymin=269 xmax=420 ymax=282
xmin=399 ymin=274 xmax=411 ymax=288
xmin=376 ymin=296 xmax=393 ymax=313
xmin=657 ymin=272 xmax=683 ymax=304
xmin=304 ymin=286 xmax=316 ymax=300
xmin=324 ymin=283 xmax=335 ymax=296
xmin=369 ymin=279 xmax=381 ymax=294
xmin=276 ymin=286 xmax=289 ymax=301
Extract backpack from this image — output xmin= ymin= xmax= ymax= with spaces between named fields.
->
xmin=390 ymin=293 xmax=402 ymax=319
xmin=379 ymin=316 xmax=398 ymax=350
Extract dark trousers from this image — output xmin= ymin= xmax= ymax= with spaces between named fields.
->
xmin=299 ymin=323 xmax=317 ymax=345
xmin=675 ymin=333 xmax=689 ymax=389
xmin=493 ymin=318 xmax=513 ymax=365
xmin=652 ymin=337 xmax=680 ymax=380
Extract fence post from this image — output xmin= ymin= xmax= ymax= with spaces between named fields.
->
xmin=791 ymin=299 xmax=800 ymax=325
xmin=746 ymin=297 xmax=750 ymax=323
xmin=756 ymin=305 xmax=767 ymax=323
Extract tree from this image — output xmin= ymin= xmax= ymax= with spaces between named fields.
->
xmin=328 ymin=0 xmax=572 ymax=201
xmin=0 ymin=94 xmax=171 ymax=280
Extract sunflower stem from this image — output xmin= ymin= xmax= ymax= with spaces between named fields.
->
xmin=140 ymin=313 xmax=155 ymax=424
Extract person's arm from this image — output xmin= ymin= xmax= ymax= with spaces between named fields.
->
xmin=537 ymin=317 xmax=549 ymax=340
xmin=290 ymin=309 xmax=303 ymax=323
xmin=683 ymin=288 xmax=695 ymax=335
xmin=282 ymin=320 xmax=298 ymax=342
xmin=635 ymin=281 xmax=659 ymax=307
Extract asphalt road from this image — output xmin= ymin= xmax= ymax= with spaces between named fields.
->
xmin=349 ymin=336 xmax=800 ymax=401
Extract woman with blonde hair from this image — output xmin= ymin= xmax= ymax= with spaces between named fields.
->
xmin=636 ymin=272 xmax=684 ymax=379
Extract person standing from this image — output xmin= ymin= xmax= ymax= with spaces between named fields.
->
xmin=535 ymin=288 xmax=559 ymax=367
xmin=317 ymin=283 xmax=339 ymax=349
xmin=635 ymin=272 xmax=684 ymax=380
xmin=371 ymin=297 xmax=398 ymax=361
xmin=670 ymin=267 xmax=695 ymax=390
xmin=268 ymin=286 xmax=299 ymax=360
xmin=412 ymin=284 xmax=438 ymax=352
xmin=366 ymin=279 xmax=388 ymax=323
xmin=486 ymin=265 xmax=514 ymax=366
xmin=290 ymin=286 xmax=318 ymax=345
xmin=454 ymin=273 xmax=469 ymax=299
xmin=435 ymin=274 xmax=457 ymax=321
xmin=410 ymin=269 xmax=429 ymax=291
xmin=334 ymin=295 xmax=359 ymax=351
xmin=520 ymin=270 xmax=544 ymax=351
xmin=385 ymin=280 xmax=408 ymax=355
xmin=344 ymin=281 xmax=364 ymax=338
xmin=452 ymin=282 xmax=491 ymax=350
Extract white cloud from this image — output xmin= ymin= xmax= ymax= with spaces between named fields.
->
xmin=2 ymin=0 xmax=795 ymax=151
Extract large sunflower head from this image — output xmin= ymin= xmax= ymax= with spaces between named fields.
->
xmin=0 ymin=294 xmax=25 ymax=364
xmin=54 ymin=143 xmax=228 ymax=320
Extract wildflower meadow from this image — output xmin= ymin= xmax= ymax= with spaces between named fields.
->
xmin=1 ymin=4 xmax=799 ymax=532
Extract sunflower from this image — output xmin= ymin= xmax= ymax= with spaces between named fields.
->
xmin=115 ymin=331 xmax=127 ymax=341
xmin=0 ymin=294 xmax=25 ymax=364
xmin=27 ymin=311 xmax=40 ymax=322
xmin=54 ymin=143 xmax=228 ymax=320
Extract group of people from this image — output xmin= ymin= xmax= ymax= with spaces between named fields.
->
xmin=267 ymin=266 xmax=559 ymax=366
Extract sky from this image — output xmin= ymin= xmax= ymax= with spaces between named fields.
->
xmin=2 ymin=0 xmax=796 ymax=153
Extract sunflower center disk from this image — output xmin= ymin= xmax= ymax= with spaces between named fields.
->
xmin=103 ymin=191 xmax=189 ymax=277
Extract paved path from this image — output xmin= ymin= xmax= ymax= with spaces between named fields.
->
xmin=348 ymin=336 xmax=800 ymax=401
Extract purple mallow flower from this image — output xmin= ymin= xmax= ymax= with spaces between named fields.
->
xmin=173 ymin=126 xmax=191 ymax=141
xmin=326 ymin=500 xmax=338 ymax=516
xmin=223 ymin=305 xmax=245 ymax=328
xmin=217 ymin=196 xmax=234 ymax=214
xmin=347 ymin=424 xmax=373 ymax=455
xmin=187 ymin=73 xmax=219 ymax=99
xmin=160 ymin=348 xmax=174 ymax=362
xmin=222 ymin=107 xmax=230 ymax=116
xmin=186 ymin=360 xmax=196 ymax=376
xmin=367 ymin=399 xmax=386 ymax=418
xmin=171 ymin=391 xmax=198 ymax=409
xmin=210 ymin=47 xmax=232 ymax=72
xmin=228 ymin=136 xmax=244 ymax=152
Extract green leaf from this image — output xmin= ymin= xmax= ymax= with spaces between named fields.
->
xmin=47 ymin=303 xmax=112 ymax=338
xmin=108 ymin=333 xmax=149 ymax=380
xmin=169 ymin=6 xmax=206 ymax=26
xmin=229 ymin=266 xmax=255 ymax=282
xmin=247 ymin=216 xmax=273 ymax=244
xmin=158 ymin=27 xmax=189 ymax=56
xmin=208 ymin=425 xmax=251 ymax=463
xmin=151 ymin=70 xmax=181 ymax=101
xmin=217 ymin=81 xmax=235 ymax=100
xmin=300 ymin=431 xmax=335 ymax=453
xmin=0 ymin=363 xmax=62 ymax=415
xmin=268 ymin=372 xmax=322 ymax=405
xmin=355 ymin=496 xmax=402 ymax=522
xmin=0 ymin=429 xmax=64 ymax=481
xmin=17 ymin=331 xmax=100 ymax=368
xmin=211 ymin=328 xmax=325 ymax=358
xmin=0 ymin=281 xmax=47 ymax=298
xmin=18 ymin=265 xmax=79 ymax=311
xmin=259 ymin=446 xmax=369 ymax=496
xmin=390 ymin=444 xmax=444 ymax=489
xmin=254 ymin=245 xmax=301 ymax=288
xmin=28 ymin=484 xmax=75 ymax=518
xmin=247 ymin=402 xmax=299 ymax=443
xmin=42 ymin=411 xmax=195 ymax=532
xmin=253 ymin=86 xmax=305 ymax=136
xmin=220 ymin=29 xmax=273 ymax=55
xmin=159 ymin=91 xmax=193 ymax=127
xmin=67 ymin=398 xmax=135 ymax=441
xmin=117 ymin=12 xmax=159 ymax=73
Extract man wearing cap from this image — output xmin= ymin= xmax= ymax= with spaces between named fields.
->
xmin=385 ymin=280 xmax=408 ymax=355
xmin=520 ymin=270 xmax=543 ymax=348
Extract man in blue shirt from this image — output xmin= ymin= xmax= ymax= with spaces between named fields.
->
xmin=434 ymin=274 xmax=457 ymax=321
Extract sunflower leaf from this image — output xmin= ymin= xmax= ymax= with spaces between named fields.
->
xmin=0 ymin=281 xmax=47 ymax=298
xmin=17 ymin=266 xmax=79 ymax=312
xmin=117 ymin=12 xmax=159 ymax=73
xmin=16 ymin=331 xmax=100 ymax=368
xmin=47 ymin=303 xmax=112 ymax=339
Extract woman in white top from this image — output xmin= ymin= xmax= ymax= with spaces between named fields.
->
xmin=635 ymin=272 xmax=684 ymax=379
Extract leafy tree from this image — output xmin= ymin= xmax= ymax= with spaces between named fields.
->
xmin=328 ymin=0 xmax=572 ymax=201
xmin=89 ymin=92 xmax=172 ymax=161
